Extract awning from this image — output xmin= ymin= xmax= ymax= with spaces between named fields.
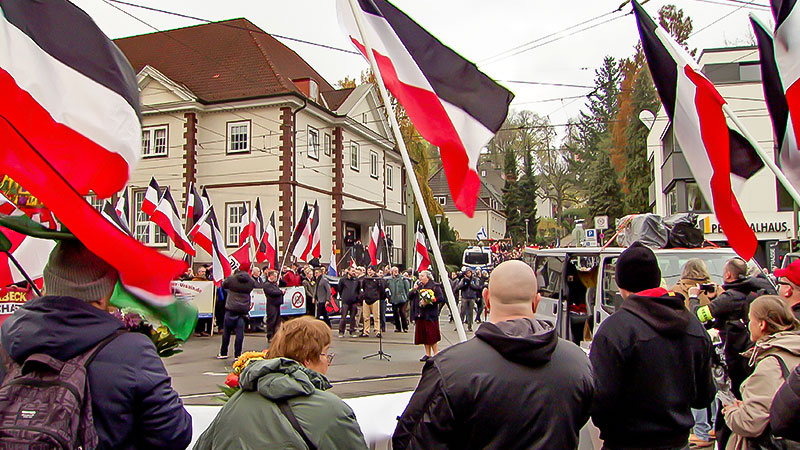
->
xmin=341 ymin=208 xmax=406 ymax=226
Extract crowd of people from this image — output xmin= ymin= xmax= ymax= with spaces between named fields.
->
xmin=2 ymin=237 xmax=800 ymax=449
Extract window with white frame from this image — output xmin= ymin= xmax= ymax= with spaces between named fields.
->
xmin=133 ymin=189 xmax=168 ymax=245
xmin=435 ymin=196 xmax=446 ymax=206
xmin=350 ymin=141 xmax=360 ymax=171
xmin=386 ymin=165 xmax=393 ymax=190
xmin=141 ymin=125 xmax=168 ymax=157
xmin=324 ymin=133 xmax=331 ymax=157
xmin=307 ymin=126 xmax=320 ymax=160
xmin=84 ymin=194 xmax=103 ymax=211
xmin=370 ymin=151 xmax=379 ymax=179
xmin=226 ymin=202 xmax=248 ymax=247
xmin=227 ymin=121 xmax=250 ymax=154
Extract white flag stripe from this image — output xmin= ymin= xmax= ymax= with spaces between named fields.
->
xmin=775 ymin=5 xmax=800 ymax=89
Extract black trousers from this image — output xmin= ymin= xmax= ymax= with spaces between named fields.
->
xmin=392 ymin=302 xmax=408 ymax=331
xmin=314 ymin=302 xmax=331 ymax=327
xmin=214 ymin=301 xmax=226 ymax=331
xmin=266 ymin=303 xmax=281 ymax=341
xmin=338 ymin=302 xmax=358 ymax=335
xmin=220 ymin=312 xmax=245 ymax=357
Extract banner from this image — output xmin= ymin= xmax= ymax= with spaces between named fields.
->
xmin=281 ymin=286 xmax=307 ymax=315
xmin=0 ymin=285 xmax=35 ymax=325
xmin=170 ymin=280 xmax=215 ymax=319
xmin=249 ymin=289 xmax=267 ymax=317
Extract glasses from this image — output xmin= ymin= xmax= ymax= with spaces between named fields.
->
xmin=322 ymin=352 xmax=335 ymax=365
xmin=777 ymin=280 xmax=793 ymax=287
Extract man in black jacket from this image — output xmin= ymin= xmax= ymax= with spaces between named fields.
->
xmin=219 ymin=270 xmax=255 ymax=359
xmin=338 ymin=267 xmax=361 ymax=337
xmin=591 ymin=242 xmax=716 ymax=450
xmin=360 ymin=266 xmax=386 ymax=338
xmin=455 ymin=269 xmax=482 ymax=332
xmin=0 ymin=240 xmax=191 ymax=450
xmin=393 ymin=260 xmax=593 ymax=450
xmin=263 ymin=269 xmax=284 ymax=342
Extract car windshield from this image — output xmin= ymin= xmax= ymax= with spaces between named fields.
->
xmin=464 ymin=252 xmax=490 ymax=265
xmin=655 ymin=252 xmax=740 ymax=286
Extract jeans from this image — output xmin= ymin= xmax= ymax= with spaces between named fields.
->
xmin=220 ymin=312 xmax=245 ymax=357
xmin=362 ymin=301 xmax=381 ymax=334
xmin=460 ymin=298 xmax=475 ymax=328
xmin=692 ymin=400 xmax=717 ymax=440
xmin=338 ymin=302 xmax=358 ymax=335
xmin=266 ymin=303 xmax=281 ymax=341
xmin=392 ymin=302 xmax=409 ymax=331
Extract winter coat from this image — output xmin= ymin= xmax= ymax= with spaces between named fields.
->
xmin=386 ymin=276 xmax=411 ymax=306
xmin=456 ymin=275 xmax=483 ymax=300
xmin=222 ymin=272 xmax=255 ymax=314
xmin=360 ymin=276 xmax=386 ymax=305
xmin=282 ymin=271 xmax=302 ymax=287
xmin=409 ymin=280 xmax=443 ymax=322
xmin=263 ymin=280 xmax=284 ymax=307
xmin=724 ymin=331 xmax=800 ymax=450
xmin=771 ymin=360 xmax=800 ymax=440
xmin=315 ymin=276 xmax=331 ymax=305
xmin=393 ymin=317 xmax=593 ymax=450
xmin=590 ymin=287 xmax=716 ymax=449
xmin=338 ymin=276 xmax=361 ymax=306
xmin=671 ymin=278 xmax=723 ymax=309
xmin=302 ymin=278 xmax=316 ymax=302
xmin=194 ymin=358 xmax=367 ymax=450
xmin=0 ymin=297 xmax=192 ymax=450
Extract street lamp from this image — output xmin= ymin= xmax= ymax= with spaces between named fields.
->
xmin=434 ymin=214 xmax=443 ymax=242
xmin=524 ymin=218 xmax=530 ymax=246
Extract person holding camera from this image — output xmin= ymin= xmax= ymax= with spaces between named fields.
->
xmin=456 ymin=269 xmax=483 ymax=332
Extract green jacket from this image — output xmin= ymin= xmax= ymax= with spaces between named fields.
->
xmin=194 ymin=358 xmax=368 ymax=450
xmin=386 ymin=276 xmax=411 ymax=306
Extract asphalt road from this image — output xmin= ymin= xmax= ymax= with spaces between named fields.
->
xmin=165 ymin=314 xmax=469 ymax=405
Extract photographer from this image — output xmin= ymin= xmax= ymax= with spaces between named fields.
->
xmin=455 ymin=269 xmax=483 ymax=332
xmin=689 ymin=258 xmax=776 ymax=448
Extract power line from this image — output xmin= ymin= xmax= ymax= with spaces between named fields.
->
xmin=500 ymin=80 xmax=595 ymax=89
xmin=690 ymin=0 xmax=762 ymax=37
xmin=105 ymin=0 xmax=361 ymax=55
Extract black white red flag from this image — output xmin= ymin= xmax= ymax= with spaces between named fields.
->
xmin=150 ymin=188 xmax=195 ymax=256
xmin=142 ymin=177 xmax=161 ymax=217
xmin=368 ymin=212 xmax=387 ymax=266
xmin=101 ymin=199 xmax=131 ymax=236
xmin=185 ymin=182 xmax=207 ymax=226
xmin=414 ymin=222 xmax=430 ymax=273
xmin=0 ymin=0 xmax=187 ymax=307
xmin=228 ymin=241 xmax=251 ymax=273
xmin=634 ymin=0 xmax=763 ymax=260
xmin=115 ymin=189 xmax=129 ymax=224
xmin=337 ymin=0 xmax=513 ymax=217
xmin=289 ymin=203 xmax=312 ymax=261
xmin=752 ymin=11 xmax=800 ymax=190
xmin=189 ymin=207 xmax=232 ymax=285
xmin=257 ymin=211 xmax=278 ymax=269
xmin=241 ymin=198 xmax=264 ymax=248
xmin=304 ymin=200 xmax=321 ymax=260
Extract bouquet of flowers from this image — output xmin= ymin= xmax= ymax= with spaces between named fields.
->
xmin=219 ymin=351 xmax=268 ymax=400
xmin=419 ymin=288 xmax=436 ymax=307
xmin=111 ymin=309 xmax=183 ymax=358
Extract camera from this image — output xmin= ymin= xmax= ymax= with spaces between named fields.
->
xmin=699 ymin=283 xmax=715 ymax=293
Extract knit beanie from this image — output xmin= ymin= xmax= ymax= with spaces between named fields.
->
xmin=615 ymin=241 xmax=661 ymax=293
xmin=43 ymin=240 xmax=118 ymax=302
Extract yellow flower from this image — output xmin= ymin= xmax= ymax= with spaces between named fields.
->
xmin=231 ymin=351 xmax=268 ymax=375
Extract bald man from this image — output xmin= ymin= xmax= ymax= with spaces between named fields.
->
xmin=392 ymin=260 xmax=594 ymax=450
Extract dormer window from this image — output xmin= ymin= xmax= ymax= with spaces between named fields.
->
xmin=309 ymin=79 xmax=319 ymax=102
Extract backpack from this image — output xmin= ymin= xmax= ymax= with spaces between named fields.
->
xmin=0 ymin=331 xmax=123 ymax=449
xmin=746 ymin=355 xmax=800 ymax=450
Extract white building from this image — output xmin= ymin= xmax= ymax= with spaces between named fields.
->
xmin=647 ymin=46 xmax=794 ymax=267
xmin=112 ymin=19 xmax=413 ymax=270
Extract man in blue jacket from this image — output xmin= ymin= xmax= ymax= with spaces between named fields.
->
xmin=0 ymin=240 xmax=191 ymax=450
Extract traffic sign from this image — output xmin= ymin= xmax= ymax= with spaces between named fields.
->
xmin=595 ymin=216 xmax=609 ymax=230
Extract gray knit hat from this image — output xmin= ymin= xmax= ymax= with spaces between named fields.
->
xmin=43 ymin=240 xmax=118 ymax=302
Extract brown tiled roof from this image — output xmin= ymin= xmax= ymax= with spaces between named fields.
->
xmin=114 ymin=18 xmax=334 ymax=104
xmin=322 ymin=87 xmax=355 ymax=111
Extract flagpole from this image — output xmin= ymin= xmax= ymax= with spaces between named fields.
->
xmin=346 ymin=0 xmax=467 ymax=342
xmin=723 ymin=104 xmax=800 ymax=206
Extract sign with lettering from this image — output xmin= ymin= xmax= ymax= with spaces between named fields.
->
xmin=0 ymin=286 xmax=35 ymax=325
xmin=170 ymin=281 xmax=215 ymax=318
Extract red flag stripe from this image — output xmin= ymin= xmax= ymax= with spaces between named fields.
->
xmin=0 ymin=118 xmax=185 ymax=304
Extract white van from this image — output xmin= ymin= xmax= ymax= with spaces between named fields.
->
xmin=523 ymin=246 xmax=750 ymax=347
xmin=461 ymin=246 xmax=493 ymax=273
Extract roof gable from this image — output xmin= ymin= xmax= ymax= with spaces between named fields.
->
xmin=137 ymin=65 xmax=197 ymax=105
xmin=115 ymin=18 xmax=334 ymax=104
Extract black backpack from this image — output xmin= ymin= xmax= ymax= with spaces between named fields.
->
xmin=747 ymin=355 xmax=800 ymax=450
xmin=0 ymin=331 xmax=122 ymax=449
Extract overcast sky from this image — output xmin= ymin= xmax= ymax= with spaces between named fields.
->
xmin=72 ymin=0 xmax=773 ymax=134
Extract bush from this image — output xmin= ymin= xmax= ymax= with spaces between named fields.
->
xmin=441 ymin=241 xmax=469 ymax=267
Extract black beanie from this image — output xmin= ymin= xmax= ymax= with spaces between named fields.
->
xmin=615 ymin=241 xmax=661 ymax=293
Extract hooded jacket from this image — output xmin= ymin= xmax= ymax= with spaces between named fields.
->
xmin=393 ymin=317 xmax=593 ymax=450
xmin=0 ymin=296 xmax=192 ymax=450
xmin=386 ymin=276 xmax=411 ymax=306
xmin=590 ymin=288 xmax=716 ymax=449
xmin=724 ymin=331 xmax=800 ymax=450
xmin=222 ymin=271 xmax=255 ymax=314
xmin=194 ymin=358 xmax=368 ymax=450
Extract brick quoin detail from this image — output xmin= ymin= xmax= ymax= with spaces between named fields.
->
xmin=182 ymin=112 xmax=198 ymax=213
xmin=278 ymin=106 xmax=294 ymax=252
xmin=332 ymin=126 xmax=344 ymax=268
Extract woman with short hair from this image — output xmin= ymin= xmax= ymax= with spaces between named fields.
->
xmin=671 ymin=258 xmax=723 ymax=310
xmin=410 ymin=270 xmax=444 ymax=362
xmin=723 ymin=295 xmax=800 ymax=450
xmin=194 ymin=316 xmax=368 ymax=450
